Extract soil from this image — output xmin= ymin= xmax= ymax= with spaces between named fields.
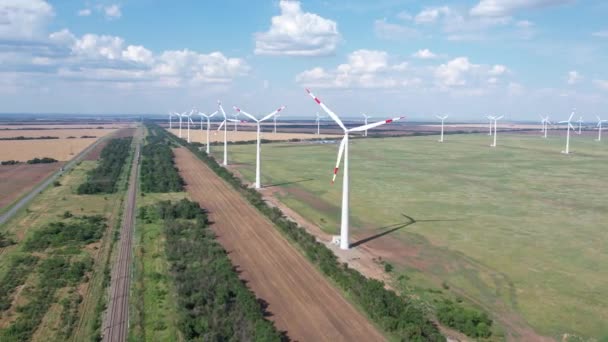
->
xmin=0 ymin=162 xmax=66 ymax=209
xmin=173 ymin=147 xmax=385 ymax=342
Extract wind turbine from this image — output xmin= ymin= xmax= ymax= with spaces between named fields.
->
xmin=181 ymin=110 xmax=195 ymax=143
xmin=577 ymin=116 xmax=583 ymax=135
xmin=273 ymin=114 xmax=280 ymax=134
xmin=306 ymin=88 xmax=404 ymax=250
xmin=315 ymin=112 xmax=324 ymax=135
xmin=198 ymin=110 xmax=218 ymax=154
xmin=216 ymin=101 xmax=244 ymax=165
xmin=490 ymin=115 xmax=503 ymax=147
xmin=233 ymin=105 xmax=286 ymax=189
xmin=176 ymin=111 xmax=185 ymax=138
xmin=487 ymin=116 xmax=494 ymax=135
xmin=596 ymin=115 xmax=607 ymax=142
xmin=540 ymin=115 xmax=552 ymax=138
xmin=436 ymin=115 xmax=448 ymax=142
xmin=168 ymin=112 xmax=173 ymax=129
xmin=232 ymin=112 xmax=240 ymax=131
xmin=362 ymin=113 xmax=372 ymax=136
xmin=559 ymin=112 xmax=575 ymax=154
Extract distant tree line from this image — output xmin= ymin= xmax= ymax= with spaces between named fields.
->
xmin=1 ymin=158 xmax=58 ymax=165
xmin=158 ymin=125 xmax=447 ymax=341
xmin=0 ymin=136 xmax=59 ymax=140
xmin=77 ymin=137 xmax=132 ymax=194
xmin=138 ymin=199 xmax=284 ymax=341
xmin=140 ymin=125 xmax=184 ymax=193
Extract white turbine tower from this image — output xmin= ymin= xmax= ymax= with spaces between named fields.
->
xmin=216 ymin=101 xmax=244 ymax=166
xmin=182 ymin=110 xmax=195 ymax=143
xmin=315 ymin=112 xmax=324 ymax=135
xmin=273 ymin=114 xmax=280 ymax=134
xmin=306 ymin=88 xmax=404 ymax=250
xmin=198 ymin=110 xmax=218 ymax=154
xmin=540 ymin=115 xmax=552 ymax=138
xmin=595 ymin=115 xmax=606 ymax=142
xmin=176 ymin=111 xmax=185 ymax=138
xmin=559 ymin=112 xmax=575 ymax=154
xmin=168 ymin=112 xmax=173 ymax=129
xmin=490 ymin=115 xmax=503 ymax=147
xmin=362 ymin=113 xmax=372 ymax=136
xmin=233 ymin=105 xmax=286 ymax=189
xmin=577 ymin=116 xmax=583 ymax=135
xmin=232 ymin=112 xmax=240 ymax=131
xmin=436 ymin=115 xmax=448 ymax=142
xmin=487 ymin=116 xmax=494 ymax=135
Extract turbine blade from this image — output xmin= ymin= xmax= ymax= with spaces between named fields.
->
xmin=348 ymin=116 xmax=404 ymax=133
xmin=305 ymin=88 xmax=347 ymax=131
xmin=217 ymin=120 xmax=226 ymax=131
xmin=210 ymin=111 xmax=218 ymax=117
xmin=233 ymin=106 xmax=258 ymax=122
xmin=260 ymin=105 xmax=286 ymax=122
xmin=218 ymin=100 xmax=227 ymax=118
xmin=332 ymin=136 xmax=347 ymax=184
xmin=568 ymin=112 xmax=575 ymax=121
xmin=496 ymin=115 xmax=504 ymax=120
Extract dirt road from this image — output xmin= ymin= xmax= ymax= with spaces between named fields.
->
xmin=102 ymin=135 xmax=140 ymax=342
xmin=173 ymin=147 xmax=384 ymax=341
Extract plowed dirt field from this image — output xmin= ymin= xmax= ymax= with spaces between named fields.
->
xmin=173 ymin=147 xmax=384 ymax=342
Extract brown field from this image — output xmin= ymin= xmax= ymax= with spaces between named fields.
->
xmin=167 ymin=127 xmax=339 ymax=143
xmin=0 ymin=139 xmax=104 ymax=161
xmin=0 ymin=162 xmax=65 ymax=208
xmin=173 ymin=147 xmax=384 ymax=341
xmin=0 ymin=129 xmax=115 ymax=139
xmin=0 ymin=124 xmax=133 ymax=130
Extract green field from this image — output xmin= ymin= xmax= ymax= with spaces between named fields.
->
xmin=213 ymin=132 xmax=608 ymax=340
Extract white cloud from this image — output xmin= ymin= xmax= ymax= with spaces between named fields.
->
xmin=508 ymin=82 xmax=524 ymax=96
xmin=567 ymin=71 xmax=581 ymax=85
xmin=594 ymin=80 xmax=608 ymax=91
xmin=296 ymin=49 xmax=414 ymax=89
xmin=104 ymin=4 xmax=122 ymax=20
xmin=435 ymin=57 xmax=508 ymax=88
xmin=254 ymin=0 xmax=340 ymax=56
xmin=515 ymin=20 xmax=534 ymax=28
xmin=415 ymin=6 xmax=451 ymax=24
xmin=77 ymin=8 xmax=92 ymax=17
xmin=374 ymin=19 xmax=419 ymax=40
xmin=0 ymin=0 xmax=54 ymax=40
xmin=592 ymin=30 xmax=608 ymax=38
xmin=397 ymin=11 xmax=412 ymax=21
xmin=470 ymin=0 xmax=572 ymax=17
xmin=435 ymin=57 xmax=478 ymax=87
xmin=412 ymin=49 xmax=437 ymax=59
xmin=488 ymin=64 xmax=507 ymax=75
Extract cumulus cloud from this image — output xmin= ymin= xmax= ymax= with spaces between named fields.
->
xmin=567 ymin=71 xmax=581 ymax=85
xmin=470 ymin=0 xmax=572 ymax=17
xmin=0 ymin=0 xmax=54 ymax=40
xmin=103 ymin=4 xmax=122 ymax=20
xmin=254 ymin=0 xmax=340 ymax=56
xmin=0 ymin=1 xmax=249 ymax=89
xmin=412 ymin=49 xmax=437 ymax=59
xmin=435 ymin=57 xmax=508 ymax=88
xmin=415 ymin=6 xmax=451 ymax=24
xmin=296 ymin=49 xmax=414 ymax=89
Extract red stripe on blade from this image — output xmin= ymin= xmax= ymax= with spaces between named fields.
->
xmin=334 ymin=167 xmax=339 ymax=174
xmin=386 ymin=119 xmax=393 ymax=123
xmin=314 ymin=98 xmax=321 ymax=104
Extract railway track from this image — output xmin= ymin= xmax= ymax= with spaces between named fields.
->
xmin=102 ymin=136 xmax=140 ymax=342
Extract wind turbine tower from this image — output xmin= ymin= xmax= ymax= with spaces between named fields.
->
xmin=559 ymin=112 xmax=575 ymax=154
xmin=436 ymin=115 xmax=448 ymax=142
xmin=306 ymin=88 xmax=403 ymax=250
xmin=233 ymin=105 xmax=286 ymax=189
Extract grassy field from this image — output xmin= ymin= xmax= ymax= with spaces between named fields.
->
xmin=129 ymin=191 xmax=186 ymax=342
xmin=0 ymin=160 xmax=124 ymax=341
xmin=213 ymin=132 xmax=608 ymax=340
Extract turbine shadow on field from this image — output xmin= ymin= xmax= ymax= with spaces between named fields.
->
xmin=262 ymin=178 xmax=315 ymax=188
xmin=351 ymin=213 xmax=463 ymax=248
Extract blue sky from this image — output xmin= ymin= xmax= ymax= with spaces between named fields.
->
xmin=1 ymin=0 xmax=607 ymax=120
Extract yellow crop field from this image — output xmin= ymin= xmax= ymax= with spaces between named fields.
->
xmin=167 ymin=128 xmax=339 ymax=143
